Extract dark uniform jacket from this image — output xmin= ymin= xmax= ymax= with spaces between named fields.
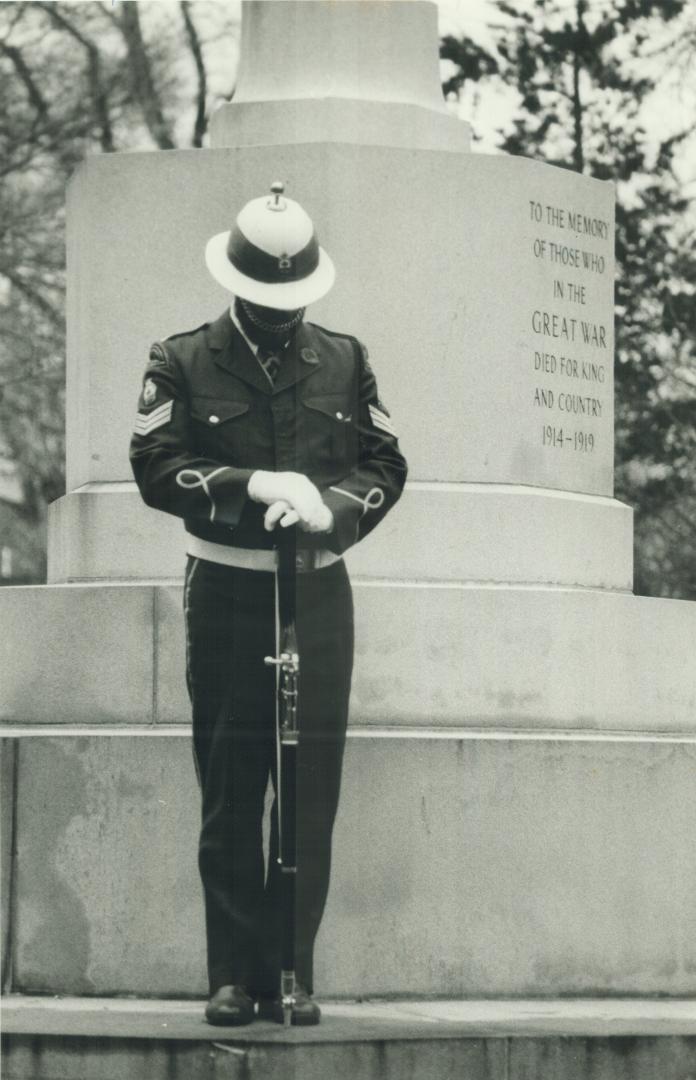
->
xmin=129 ymin=310 xmax=407 ymax=555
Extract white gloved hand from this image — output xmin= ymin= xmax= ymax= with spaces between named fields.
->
xmin=249 ymin=472 xmax=333 ymax=533
xmin=263 ymin=499 xmax=334 ymax=534
xmin=263 ymin=500 xmax=299 ymax=531
xmin=303 ymin=501 xmax=333 ymax=534
xmin=248 ymin=470 xmax=319 ymax=512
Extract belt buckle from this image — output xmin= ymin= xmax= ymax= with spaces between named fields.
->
xmin=295 ymin=549 xmax=315 ymax=573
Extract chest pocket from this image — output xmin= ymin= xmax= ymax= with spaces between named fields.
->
xmin=300 ymin=394 xmax=355 ymax=470
xmin=190 ymin=397 xmax=250 ymax=459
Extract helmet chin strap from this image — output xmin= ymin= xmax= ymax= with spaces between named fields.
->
xmin=240 ymin=298 xmax=305 ymax=336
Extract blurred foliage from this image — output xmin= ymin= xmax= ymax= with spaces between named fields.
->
xmin=443 ymin=0 xmax=696 ymax=598
xmin=0 ymin=0 xmax=238 ymax=582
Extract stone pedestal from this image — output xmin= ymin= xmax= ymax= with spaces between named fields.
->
xmin=50 ymin=143 xmax=622 ymax=587
xmin=48 ymin=482 xmax=634 ymax=588
xmin=2 ymin=0 xmax=696 ymax=1012
xmin=210 ymin=0 xmax=471 ymax=152
xmin=5 ymin=728 xmax=696 ymax=998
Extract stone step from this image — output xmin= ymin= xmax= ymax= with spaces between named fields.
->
xmin=5 ymin=581 xmax=696 ymax=733
xmin=2 ymin=995 xmax=696 ymax=1080
xmin=48 ymin=482 xmax=633 ymax=590
xmin=4 ymin=731 xmax=696 ymax=999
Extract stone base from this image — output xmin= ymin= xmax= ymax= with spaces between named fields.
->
xmin=3 ymin=580 xmax=695 ymax=998
xmin=210 ymin=98 xmax=471 ymax=152
xmin=3 ymin=996 xmax=696 ymax=1080
xmin=4 ymin=729 xmax=696 ymax=999
xmin=47 ymin=483 xmax=633 ymax=590
xmin=2 ymin=582 xmax=694 ymax=731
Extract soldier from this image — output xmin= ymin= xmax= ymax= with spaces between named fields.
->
xmin=130 ymin=183 xmax=407 ymax=1026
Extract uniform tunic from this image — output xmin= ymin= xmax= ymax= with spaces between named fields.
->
xmin=130 ymin=309 xmax=407 ymax=995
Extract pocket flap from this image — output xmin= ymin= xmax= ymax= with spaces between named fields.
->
xmin=191 ymin=398 xmax=250 ymax=426
xmin=303 ymin=396 xmax=352 ymax=423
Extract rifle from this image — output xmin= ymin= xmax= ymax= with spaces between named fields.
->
xmin=264 ymin=526 xmax=299 ymax=1027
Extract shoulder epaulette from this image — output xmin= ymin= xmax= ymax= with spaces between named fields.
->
xmin=164 ymin=322 xmax=210 ymax=343
xmin=148 ymin=341 xmax=170 ymax=368
xmin=306 ymin=321 xmax=358 ymax=346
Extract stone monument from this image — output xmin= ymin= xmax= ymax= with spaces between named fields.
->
xmin=2 ymin=0 xmax=696 ymax=1006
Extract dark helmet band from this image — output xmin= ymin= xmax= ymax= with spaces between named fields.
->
xmin=226 ymin=226 xmax=320 ymax=285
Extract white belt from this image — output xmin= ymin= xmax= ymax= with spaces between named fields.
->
xmin=186 ymin=535 xmax=341 ymax=573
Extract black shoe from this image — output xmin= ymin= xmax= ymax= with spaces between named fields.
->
xmin=257 ymin=984 xmax=321 ymax=1026
xmin=205 ymin=984 xmax=255 ymax=1026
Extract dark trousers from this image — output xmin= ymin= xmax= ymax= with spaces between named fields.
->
xmin=183 ymin=555 xmax=353 ymax=996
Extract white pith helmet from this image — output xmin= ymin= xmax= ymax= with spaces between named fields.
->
xmin=205 ymin=182 xmax=335 ymax=310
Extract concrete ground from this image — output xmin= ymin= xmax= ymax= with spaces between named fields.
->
xmin=4 ymin=994 xmax=696 ymax=1041
xmin=4 ymin=995 xmax=696 ymax=1080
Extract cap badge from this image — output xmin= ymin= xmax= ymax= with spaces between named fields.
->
xmin=278 ymin=253 xmax=292 ymax=272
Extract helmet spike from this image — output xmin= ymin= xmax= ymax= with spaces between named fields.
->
xmin=270 ymin=181 xmax=286 ymax=210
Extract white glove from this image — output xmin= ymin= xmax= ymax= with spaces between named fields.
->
xmin=248 ymin=471 xmax=333 ymax=532
xmin=263 ymin=499 xmax=334 ymax=534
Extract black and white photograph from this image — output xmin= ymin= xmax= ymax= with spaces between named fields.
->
xmin=1 ymin=0 xmax=696 ymax=1077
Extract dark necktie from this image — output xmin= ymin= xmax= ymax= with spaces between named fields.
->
xmin=258 ymin=347 xmax=281 ymax=386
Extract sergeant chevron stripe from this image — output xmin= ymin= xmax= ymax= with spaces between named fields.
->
xmin=368 ymin=404 xmax=397 ymax=438
xmin=134 ymin=399 xmax=173 ymax=435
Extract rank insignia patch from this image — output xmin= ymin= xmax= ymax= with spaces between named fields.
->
xmin=134 ymin=399 xmax=173 ymax=436
xmin=368 ymin=403 xmax=397 ymax=438
xmin=143 ymin=378 xmax=157 ymax=405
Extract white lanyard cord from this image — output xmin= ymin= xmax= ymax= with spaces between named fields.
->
xmin=328 ymin=485 xmax=385 ymax=516
xmin=175 ymin=466 xmax=231 ymax=523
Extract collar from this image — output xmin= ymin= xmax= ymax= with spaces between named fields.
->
xmin=208 ymin=309 xmax=322 ymax=394
xmin=229 ymin=304 xmax=292 ymax=358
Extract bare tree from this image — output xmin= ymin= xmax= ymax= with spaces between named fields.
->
xmin=0 ymin=0 xmax=239 ymax=582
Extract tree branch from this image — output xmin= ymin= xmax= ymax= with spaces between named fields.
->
xmin=572 ymin=0 xmax=586 ymax=173
xmin=94 ymin=2 xmax=121 ymax=30
xmin=0 ymin=1 xmax=30 ymax=40
xmin=35 ymin=1 xmax=115 ymax=153
xmin=0 ymin=41 xmax=49 ymax=118
xmin=115 ymin=1 xmax=175 ymax=150
xmin=180 ymin=0 xmax=207 ymax=147
xmin=0 ymin=271 xmax=63 ymax=328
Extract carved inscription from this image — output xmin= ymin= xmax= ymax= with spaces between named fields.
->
xmin=528 ymin=199 xmax=611 ymax=455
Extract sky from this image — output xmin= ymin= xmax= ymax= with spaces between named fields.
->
xmin=438 ymin=0 xmax=505 ymax=48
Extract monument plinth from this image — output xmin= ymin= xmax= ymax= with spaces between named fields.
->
xmin=50 ymin=143 xmax=628 ymax=588
xmin=3 ymin=0 xmax=696 ymax=1010
xmin=210 ymin=0 xmax=471 ymax=152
